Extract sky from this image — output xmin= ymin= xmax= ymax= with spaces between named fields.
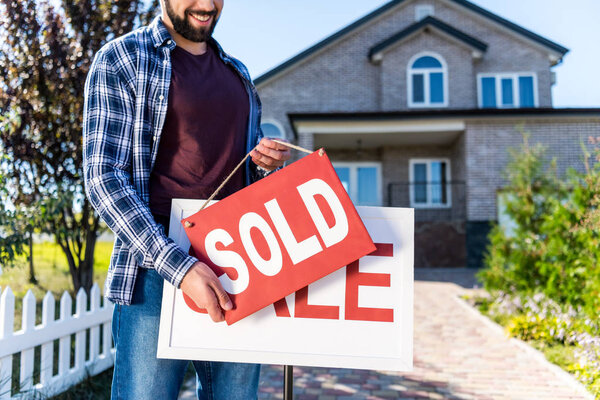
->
xmin=210 ymin=0 xmax=600 ymax=108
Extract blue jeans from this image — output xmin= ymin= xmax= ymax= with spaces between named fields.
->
xmin=110 ymin=267 xmax=261 ymax=399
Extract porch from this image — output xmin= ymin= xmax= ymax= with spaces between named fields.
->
xmin=290 ymin=114 xmax=468 ymax=267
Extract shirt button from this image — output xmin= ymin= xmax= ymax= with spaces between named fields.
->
xmin=163 ymin=60 xmax=168 ymax=65
xmin=167 ymin=40 xmax=172 ymax=45
xmin=159 ymin=95 xmax=164 ymax=101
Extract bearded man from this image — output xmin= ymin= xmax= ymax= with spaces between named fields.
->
xmin=83 ymin=1 xmax=290 ymax=398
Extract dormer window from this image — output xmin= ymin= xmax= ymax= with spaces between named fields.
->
xmin=407 ymin=52 xmax=448 ymax=108
xmin=478 ymin=73 xmax=538 ymax=108
xmin=415 ymin=5 xmax=434 ymax=21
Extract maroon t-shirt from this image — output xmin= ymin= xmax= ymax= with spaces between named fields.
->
xmin=149 ymin=44 xmax=249 ymax=216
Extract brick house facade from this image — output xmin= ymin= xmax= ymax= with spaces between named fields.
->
xmin=254 ymin=0 xmax=600 ymax=267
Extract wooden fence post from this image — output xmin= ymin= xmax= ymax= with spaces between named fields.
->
xmin=40 ymin=292 xmax=55 ymax=385
xmin=0 ymin=288 xmax=15 ymax=400
xmin=19 ymin=291 xmax=36 ymax=394
xmin=58 ymin=292 xmax=72 ymax=377
xmin=74 ymin=289 xmax=87 ymax=371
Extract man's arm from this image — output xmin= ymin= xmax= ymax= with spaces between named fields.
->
xmin=83 ymin=49 xmax=231 ymax=321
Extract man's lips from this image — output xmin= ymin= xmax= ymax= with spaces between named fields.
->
xmin=189 ymin=12 xmax=213 ymax=26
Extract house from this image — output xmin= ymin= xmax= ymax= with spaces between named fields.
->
xmin=254 ymin=0 xmax=600 ymax=268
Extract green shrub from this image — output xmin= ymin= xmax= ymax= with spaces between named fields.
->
xmin=477 ymin=134 xmax=600 ymax=321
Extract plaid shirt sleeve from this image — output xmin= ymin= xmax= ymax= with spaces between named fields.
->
xmin=83 ymin=49 xmax=197 ymax=289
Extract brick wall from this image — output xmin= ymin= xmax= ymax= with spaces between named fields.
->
xmin=465 ymin=117 xmax=600 ymax=221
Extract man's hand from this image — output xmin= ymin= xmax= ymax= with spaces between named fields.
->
xmin=180 ymin=261 xmax=232 ymax=322
xmin=250 ymin=138 xmax=291 ymax=171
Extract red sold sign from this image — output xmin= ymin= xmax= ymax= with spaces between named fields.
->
xmin=181 ymin=150 xmax=375 ymax=325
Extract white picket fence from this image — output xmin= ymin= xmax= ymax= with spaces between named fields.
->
xmin=0 ymin=283 xmax=114 ymax=399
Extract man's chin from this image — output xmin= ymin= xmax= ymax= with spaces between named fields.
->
xmin=181 ymin=23 xmax=215 ymax=42
xmin=177 ymin=28 xmax=212 ymax=43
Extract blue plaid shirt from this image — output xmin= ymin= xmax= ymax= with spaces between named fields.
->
xmin=83 ymin=16 xmax=265 ymax=305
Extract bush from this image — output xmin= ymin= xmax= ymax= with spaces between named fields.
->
xmin=477 ymin=134 xmax=600 ymax=320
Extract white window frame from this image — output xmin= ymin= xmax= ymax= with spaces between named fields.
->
xmin=409 ymin=158 xmax=452 ymax=208
xmin=332 ymin=162 xmax=382 ymax=206
xmin=407 ymin=52 xmax=449 ymax=108
xmin=477 ymin=72 xmax=538 ymax=109
xmin=415 ymin=4 xmax=434 ymax=21
xmin=260 ymin=119 xmax=286 ymax=139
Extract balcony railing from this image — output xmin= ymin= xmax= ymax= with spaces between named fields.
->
xmin=387 ymin=181 xmax=466 ymax=221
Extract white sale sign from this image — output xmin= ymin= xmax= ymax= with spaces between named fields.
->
xmin=158 ymin=199 xmax=413 ymax=371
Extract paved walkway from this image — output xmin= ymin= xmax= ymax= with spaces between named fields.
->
xmin=179 ymin=268 xmax=592 ymax=400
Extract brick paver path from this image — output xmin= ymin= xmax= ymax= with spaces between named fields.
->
xmin=179 ymin=269 xmax=592 ymax=400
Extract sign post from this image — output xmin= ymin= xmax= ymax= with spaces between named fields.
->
xmin=284 ymin=365 xmax=293 ymax=400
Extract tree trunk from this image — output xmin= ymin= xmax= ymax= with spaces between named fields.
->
xmin=27 ymin=228 xmax=37 ymax=284
xmin=58 ymin=235 xmax=80 ymax=293
xmin=80 ymin=226 xmax=98 ymax=293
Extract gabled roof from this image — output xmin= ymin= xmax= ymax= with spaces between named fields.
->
xmin=369 ymin=16 xmax=488 ymax=62
xmin=451 ymin=0 xmax=568 ymax=55
xmin=255 ymin=0 xmax=569 ymax=86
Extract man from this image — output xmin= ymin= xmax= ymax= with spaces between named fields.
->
xmin=83 ymin=0 xmax=291 ymax=398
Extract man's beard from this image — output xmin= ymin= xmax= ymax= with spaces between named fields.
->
xmin=164 ymin=0 xmax=218 ymax=43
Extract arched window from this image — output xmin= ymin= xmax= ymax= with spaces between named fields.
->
xmin=260 ymin=120 xmax=285 ymax=139
xmin=407 ymin=53 xmax=448 ymax=107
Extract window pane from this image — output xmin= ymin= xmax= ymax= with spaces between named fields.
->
xmin=519 ymin=76 xmax=534 ymax=107
xmin=414 ymin=163 xmax=427 ymax=183
xmin=441 ymin=162 xmax=448 ymax=204
xmin=261 ymin=123 xmax=283 ymax=139
xmin=357 ymin=167 xmax=378 ymax=206
xmin=334 ymin=167 xmax=351 ymax=195
xmin=430 ymin=162 xmax=442 ymax=203
xmin=430 ymin=162 xmax=448 ymax=204
xmin=481 ymin=77 xmax=496 ymax=108
xmin=430 ymin=162 xmax=442 ymax=183
xmin=412 ymin=56 xmax=442 ymax=69
xmin=413 ymin=163 xmax=427 ymax=203
xmin=412 ymin=74 xmax=425 ymax=103
xmin=501 ymin=78 xmax=513 ymax=106
xmin=430 ymin=72 xmax=444 ymax=103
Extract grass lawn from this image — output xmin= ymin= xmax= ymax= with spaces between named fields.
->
xmin=0 ymin=240 xmax=112 ymax=301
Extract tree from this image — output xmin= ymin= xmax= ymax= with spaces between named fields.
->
xmin=0 ymin=0 xmax=159 ymax=292
xmin=0 ymin=157 xmax=28 ymax=271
